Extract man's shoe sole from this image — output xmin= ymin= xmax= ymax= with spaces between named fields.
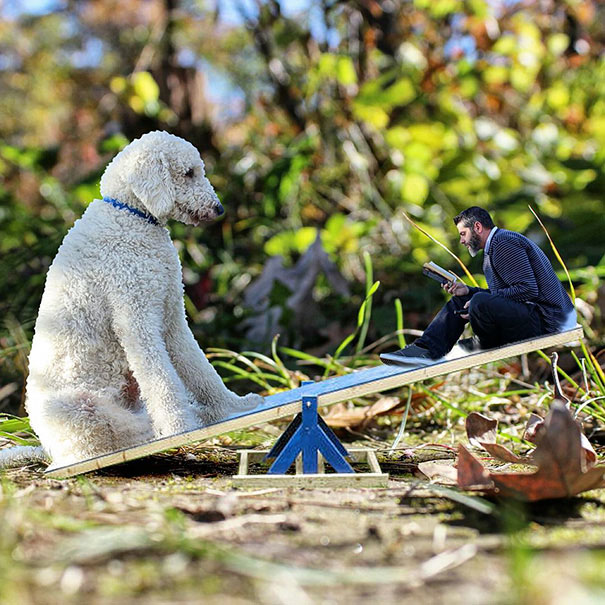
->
xmin=379 ymin=353 xmax=439 ymax=367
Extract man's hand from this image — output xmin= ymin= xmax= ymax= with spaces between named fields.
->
xmin=442 ymin=280 xmax=469 ymax=297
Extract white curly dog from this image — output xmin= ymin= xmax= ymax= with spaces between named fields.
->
xmin=3 ymin=131 xmax=262 ymax=468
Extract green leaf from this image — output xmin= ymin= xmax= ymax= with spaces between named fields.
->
xmin=401 ymin=173 xmax=429 ymax=204
xmin=0 ymin=414 xmax=33 ymax=433
xmin=493 ymin=35 xmax=517 ymax=56
xmin=351 ymin=104 xmax=389 ymax=129
xmin=318 ymin=53 xmax=337 ymax=76
xmin=100 ymin=134 xmax=129 ymax=153
xmin=264 ymin=227 xmax=316 ymax=257
xmin=385 ymin=127 xmax=411 ymax=150
xmin=132 ymin=71 xmax=159 ymax=104
xmin=547 ymin=33 xmax=569 ymax=56
xmin=357 ymin=280 xmax=380 ymax=326
xmin=333 ymin=332 xmax=356 ymax=360
xmin=336 ymin=56 xmax=357 ymax=86
xmin=546 ymin=84 xmax=570 ymax=110
xmin=356 ymin=73 xmax=415 ymax=108
xmin=483 ymin=66 xmax=508 ymax=85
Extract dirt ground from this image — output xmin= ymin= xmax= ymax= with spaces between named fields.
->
xmin=1 ymin=443 xmax=605 ymax=605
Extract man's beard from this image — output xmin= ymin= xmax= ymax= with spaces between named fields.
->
xmin=467 ymin=231 xmax=481 ymax=257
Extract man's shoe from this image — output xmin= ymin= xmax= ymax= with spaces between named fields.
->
xmin=457 ymin=336 xmax=484 ymax=353
xmin=380 ymin=343 xmax=440 ymax=367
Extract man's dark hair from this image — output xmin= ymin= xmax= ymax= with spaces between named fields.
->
xmin=453 ymin=206 xmax=495 ymax=229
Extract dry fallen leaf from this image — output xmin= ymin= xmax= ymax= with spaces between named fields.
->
xmin=465 ymin=412 xmax=529 ymax=464
xmin=458 ymin=402 xmax=605 ymax=501
xmin=466 ymin=406 xmax=596 ymax=470
xmin=324 ymin=397 xmax=402 ymax=428
xmin=324 ymin=392 xmax=430 ymax=429
xmin=522 ymin=413 xmax=545 ymax=443
xmin=465 ymin=413 xmax=497 ymax=448
xmin=416 ymin=461 xmax=458 ymax=485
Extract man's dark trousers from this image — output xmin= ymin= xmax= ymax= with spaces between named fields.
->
xmin=415 ymin=292 xmax=545 ymax=358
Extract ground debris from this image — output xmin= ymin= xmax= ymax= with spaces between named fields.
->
xmin=457 ymin=402 xmax=605 ymax=501
xmin=2 ymin=444 xmax=605 ymax=604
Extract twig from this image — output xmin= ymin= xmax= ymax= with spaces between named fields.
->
xmin=480 ymin=368 xmax=538 ymax=390
xmin=420 ymin=544 xmax=478 ymax=579
xmin=287 ymin=499 xmax=402 ymax=512
xmin=188 ymin=514 xmax=289 ymax=538
xmin=551 ymin=352 xmax=572 ymax=408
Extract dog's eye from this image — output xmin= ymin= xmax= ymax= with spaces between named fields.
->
xmin=185 ymin=168 xmax=195 ymax=178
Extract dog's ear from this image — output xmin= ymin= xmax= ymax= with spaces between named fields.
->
xmin=127 ymin=149 xmax=175 ymax=219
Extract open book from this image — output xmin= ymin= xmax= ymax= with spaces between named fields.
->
xmin=422 ymin=261 xmax=458 ymax=285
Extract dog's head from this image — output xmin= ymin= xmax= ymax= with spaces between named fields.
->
xmin=99 ymin=131 xmax=224 ymax=225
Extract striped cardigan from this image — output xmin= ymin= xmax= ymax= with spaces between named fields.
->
xmin=469 ymin=229 xmax=576 ymax=333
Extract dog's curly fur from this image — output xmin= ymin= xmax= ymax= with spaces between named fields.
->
xmin=11 ymin=131 xmax=262 ymax=468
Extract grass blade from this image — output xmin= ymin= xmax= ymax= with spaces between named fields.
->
xmin=356 ymin=252 xmax=374 ymax=354
xmin=279 ymin=346 xmax=333 ymax=369
xmin=401 ymin=210 xmax=479 ymax=287
xmin=211 ymin=361 xmax=288 ymax=388
xmin=390 ymin=387 xmax=413 ymax=452
xmin=528 ymin=205 xmax=576 ymax=303
xmin=207 ymin=348 xmax=264 ymax=375
xmin=580 ymin=341 xmax=605 ymax=393
xmin=271 ymin=334 xmax=295 ymax=388
xmin=395 ymin=298 xmax=406 ymax=348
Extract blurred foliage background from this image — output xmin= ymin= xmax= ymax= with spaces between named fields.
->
xmin=1 ymin=0 xmax=604 ymax=414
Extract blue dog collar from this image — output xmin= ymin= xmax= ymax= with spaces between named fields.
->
xmin=101 ymin=197 xmax=159 ymax=226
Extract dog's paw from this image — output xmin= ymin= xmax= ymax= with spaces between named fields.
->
xmin=226 ymin=393 xmax=263 ymax=414
xmin=194 ymin=393 xmax=264 ymax=426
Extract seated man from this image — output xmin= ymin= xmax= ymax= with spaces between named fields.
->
xmin=381 ymin=206 xmax=577 ymax=366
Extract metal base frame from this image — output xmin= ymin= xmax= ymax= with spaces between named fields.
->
xmin=233 ymin=387 xmax=388 ymax=487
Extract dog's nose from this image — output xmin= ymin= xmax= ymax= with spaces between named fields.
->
xmin=215 ymin=201 xmax=225 ymax=216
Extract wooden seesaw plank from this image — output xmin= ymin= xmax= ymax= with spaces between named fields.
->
xmin=44 ymin=326 xmax=583 ymax=478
